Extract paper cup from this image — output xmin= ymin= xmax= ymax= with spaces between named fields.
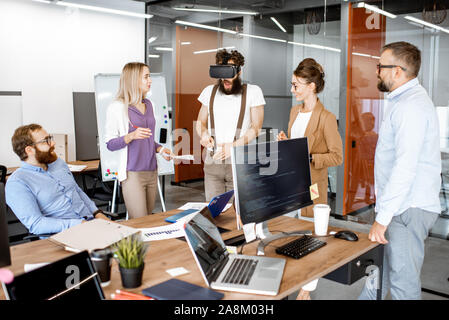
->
xmin=313 ymin=204 xmax=331 ymax=236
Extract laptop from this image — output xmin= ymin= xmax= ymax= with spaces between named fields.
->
xmin=183 ymin=212 xmax=286 ymax=296
xmin=3 ymin=251 xmax=104 ymax=300
xmin=165 ymin=190 xmax=234 ymax=224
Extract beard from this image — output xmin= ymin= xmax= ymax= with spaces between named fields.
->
xmin=218 ymin=76 xmax=243 ymax=95
xmin=35 ymin=146 xmax=58 ymax=164
xmin=377 ymin=76 xmax=392 ymax=92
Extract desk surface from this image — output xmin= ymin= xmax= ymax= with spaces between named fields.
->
xmin=6 ymin=160 xmax=99 ymax=178
xmin=1 ymin=208 xmax=378 ymax=300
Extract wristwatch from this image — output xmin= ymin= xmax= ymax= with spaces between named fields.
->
xmin=309 ymin=154 xmax=313 ymax=163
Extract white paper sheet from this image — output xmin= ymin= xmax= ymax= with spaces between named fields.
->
xmin=177 ymin=202 xmax=232 ymax=213
xmin=24 ymin=262 xmax=50 ymax=273
xmin=68 ymin=164 xmax=87 ymax=172
xmin=172 ymin=154 xmax=194 ymax=161
xmin=139 ymin=222 xmax=185 ymax=242
xmin=177 ymin=202 xmax=208 ymax=211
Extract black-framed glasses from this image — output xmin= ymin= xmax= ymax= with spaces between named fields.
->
xmin=31 ymin=135 xmax=54 ymax=146
xmin=377 ymin=64 xmax=407 ymax=72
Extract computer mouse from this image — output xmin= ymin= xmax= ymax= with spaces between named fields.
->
xmin=334 ymin=230 xmax=358 ymax=241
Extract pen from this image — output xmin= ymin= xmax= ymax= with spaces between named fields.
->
xmin=116 ymin=289 xmax=154 ymax=300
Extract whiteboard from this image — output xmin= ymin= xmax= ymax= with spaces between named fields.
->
xmin=94 ymin=73 xmax=174 ymax=182
xmin=0 ymin=95 xmax=23 ymax=167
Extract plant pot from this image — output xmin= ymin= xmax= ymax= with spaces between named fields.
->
xmin=119 ymin=264 xmax=145 ymax=289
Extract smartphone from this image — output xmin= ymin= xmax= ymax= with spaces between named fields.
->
xmin=159 ymin=128 xmax=167 ymax=144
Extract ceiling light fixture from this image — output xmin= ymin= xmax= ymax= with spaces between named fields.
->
xmin=405 ymin=15 xmax=449 ymax=34
xmin=155 ymin=47 xmax=173 ymax=52
xmin=270 ymin=17 xmax=287 ymax=33
xmin=148 ymin=54 xmax=160 ymax=58
xmin=240 ymin=33 xmax=287 ymax=43
xmin=173 ymin=7 xmax=258 ymax=16
xmin=181 ymin=41 xmax=192 ymax=45
xmin=356 ymin=2 xmax=397 ymax=19
xmin=193 ymin=46 xmax=235 ymax=55
xmin=51 ymin=1 xmax=153 ymax=19
xmin=148 ymin=36 xmax=158 ymax=44
xmin=175 ymin=20 xmax=237 ymax=34
xmin=288 ymin=41 xmax=341 ymax=52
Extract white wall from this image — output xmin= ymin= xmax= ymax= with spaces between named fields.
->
xmin=0 ymin=0 xmax=145 ymax=165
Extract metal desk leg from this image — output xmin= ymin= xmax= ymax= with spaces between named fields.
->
xmin=376 ymin=245 xmax=384 ymax=300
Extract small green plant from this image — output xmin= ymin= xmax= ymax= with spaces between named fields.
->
xmin=112 ymin=234 xmax=149 ymax=269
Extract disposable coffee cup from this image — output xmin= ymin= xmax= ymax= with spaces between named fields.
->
xmin=313 ymin=204 xmax=331 ymax=236
xmin=91 ymin=249 xmax=113 ymax=287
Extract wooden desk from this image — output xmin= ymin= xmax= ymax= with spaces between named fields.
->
xmin=6 ymin=160 xmax=99 ymax=178
xmin=1 ymin=208 xmax=383 ymax=300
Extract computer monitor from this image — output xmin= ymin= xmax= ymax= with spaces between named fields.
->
xmin=3 ymin=251 xmax=105 ymax=300
xmin=0 ymin=183 xmax=11 ymax=268
xmin=231 ymin=138 xmax=313 ymax=240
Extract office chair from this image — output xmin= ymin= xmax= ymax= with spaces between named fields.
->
xmin=0 ymin=165 xmax=6 ymax=184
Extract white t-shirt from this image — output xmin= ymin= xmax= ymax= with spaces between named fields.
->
xmin=198 ymin=84 xmax=266 ymax=144
xmin=291 ymin=111 xmax=312 ymax=139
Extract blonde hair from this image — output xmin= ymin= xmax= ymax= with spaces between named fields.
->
xmin=116 ymin=62 xmax=149 ymax=108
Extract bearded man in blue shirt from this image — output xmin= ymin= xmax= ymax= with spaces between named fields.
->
xmin=6 ymin=124 xmax=109 ymax=236
xmin=359 ymin=42 xmax=440 ymax=300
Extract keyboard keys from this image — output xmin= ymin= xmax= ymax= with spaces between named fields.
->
xmin=275 ymin=236 xmax=326 ymax=259
xmin=223 ymin=258 xmax=258 ymax=285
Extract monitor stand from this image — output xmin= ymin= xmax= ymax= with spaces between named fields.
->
xmin=255 ymin=221 xmax=312 ymax=256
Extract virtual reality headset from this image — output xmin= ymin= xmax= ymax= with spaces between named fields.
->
xmin=209 ymin=64 xmax=241 ymax=79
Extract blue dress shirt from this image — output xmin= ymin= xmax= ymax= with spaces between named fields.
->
xmin=374 ymin=78 xmax=441 ymax=226
xmin=5 ymin=158 xmax=97 ymax=235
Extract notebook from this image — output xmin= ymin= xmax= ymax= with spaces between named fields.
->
xmin=183 ymin=212 xmax=286 ymax=296
xmin=142 ymin=278 xmax=224 ymax=300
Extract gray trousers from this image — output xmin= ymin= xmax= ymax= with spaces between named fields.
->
xmin=359 ymin=207 xmax=439 ymax=300
xmin=203 ymin=162 xmax=233 ymax=202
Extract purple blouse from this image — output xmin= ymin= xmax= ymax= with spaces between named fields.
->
xmin=106 ymin=99 xmax=161 ymax=172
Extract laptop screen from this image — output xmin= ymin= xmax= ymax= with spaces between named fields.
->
xmin=184 ymin=213 xmax=228 ymax=285
xmin=4 ymin=251 xmax=104 ymax=300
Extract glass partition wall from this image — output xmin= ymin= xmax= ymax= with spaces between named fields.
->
xmin=144 ymin=0 xmax=449 ymax=238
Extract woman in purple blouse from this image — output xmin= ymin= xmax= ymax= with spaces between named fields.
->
xmin=105 ymin=62 xmax=172 ymax=219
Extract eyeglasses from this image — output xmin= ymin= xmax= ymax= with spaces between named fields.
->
xmin=31 ymin=135 xmax=54 ymax=146
xmin=291 ymin=80 xmax=308 ymax=91
xmin=376 ymin=64 xmax=407 ymax=72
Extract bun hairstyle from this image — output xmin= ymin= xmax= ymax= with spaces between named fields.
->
xmin=293 ymin=58 xmax=325 ymax=93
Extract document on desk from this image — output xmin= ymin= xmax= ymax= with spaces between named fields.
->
xmin=49 ymin=219 xmax=139 ymax=252
xmin=68 ymin=164 xmax=87 ymax=172
xmin=178 ymin=202 xmax=232 ymax=212
xmin=139 ymin=222 xmax=185 ymax=242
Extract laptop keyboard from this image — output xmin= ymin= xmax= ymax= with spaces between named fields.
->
xmin=275 ymin=236 xmax=326 ymax=259
xmin=222 ymin=258 xmax=259 ymax=285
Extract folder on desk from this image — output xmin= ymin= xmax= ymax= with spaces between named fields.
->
xmin=142 ymin=278 xmax=224 ymax=300
xmin=49 ymin=219 xmax=139 ymax=252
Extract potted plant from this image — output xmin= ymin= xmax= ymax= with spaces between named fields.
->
xmin=112 ymin=234 xmax=149 ymax=289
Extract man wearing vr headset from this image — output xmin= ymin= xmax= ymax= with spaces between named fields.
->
xmin=196 ymin=49 xmax=266 ymax=201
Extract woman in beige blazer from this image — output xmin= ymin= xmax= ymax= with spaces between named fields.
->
xmin=278 ymin=58 xmax=343 ymax=218
xmin=278 ymin=58 xmax=343 ymax=300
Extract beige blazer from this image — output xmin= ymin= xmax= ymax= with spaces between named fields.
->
xmin=287 ymin=99 xmax=343 ymax=216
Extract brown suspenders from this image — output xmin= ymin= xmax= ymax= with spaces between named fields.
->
xmin=208 ymin=84 xmax=248 ymax=149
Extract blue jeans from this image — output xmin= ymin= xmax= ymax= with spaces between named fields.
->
xmin=359 ymin=207 xmax=439 ymax=300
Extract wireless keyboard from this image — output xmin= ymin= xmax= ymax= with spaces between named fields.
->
xmin=275 ymin=235 xmax=326 ymax=259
